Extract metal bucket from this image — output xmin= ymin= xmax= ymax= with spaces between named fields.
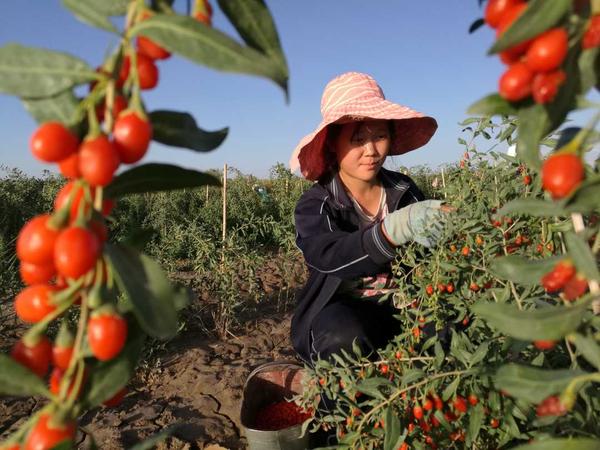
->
xmin=240 ymin=360 xmax=311 ymax=450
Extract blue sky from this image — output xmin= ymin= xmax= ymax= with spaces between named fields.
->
xmin=0 ymin=1 xmax=592 ymax=178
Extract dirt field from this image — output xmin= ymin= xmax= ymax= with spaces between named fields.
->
xmin=0 ymin=256 xmax=309 ymax=449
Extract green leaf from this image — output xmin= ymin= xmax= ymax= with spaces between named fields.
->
xmin=571 ymin=333 xmax=600 ymax=370
xmin=383 ymin=407 xmax=404 ymax=450
xmin=469 ymin=18 xmax=485 ymax=34
xmin=489 ymin=255 xmax=561 ymax=286
xmin=510 ymin=439 xmax=600 ymax=450
xmin=129 ymin=14 xmax=288 ymax=94
xmin=61 ymin=0 xmax=118 ymax=33
xmin=216 ymin=0 xmax=288 ymax=70
xmin=127 ymin=424 xmax=182 ymax=450
xmin=467 ymin=403 xmax=484 ymax=445
xmin=93 ymin=0 xmax=129 ymax=16
xmin=356 ymin=377 xmax=392 ymax=400
xmin=82 ymin=322 xmax=145 ymax=408
xmin=517 ymin=103 xmax=549 ymax=170
xmin=471 ymin=300 xmax=588 ymax=341
xmin=149 ymin=110 xmax=228 ymax=152
xmin=497 ymin=198 xmax=566 ymax=218
xmin=105 ymin=244 xmax=179 ymax=339
xmin=495 ymin=364 xmax=584 ymax=403
xmin=442 ymin=376 xmax=460 ymax=401
xmin=566 ymin=175 xmax=600 ymax=212
xmin=400 ymin=369 xmax=425 ymax=386
xmin=0 ymin=354 xmax=51 ymax=397
xmin=104 ymin=163 xmax=221 ymax=198
xmin=564 ymin=231 xmax=600 ymax=282
xmin=467 ymin=93 xmax=517 ymax=117
xmin=22 ymin=89 xmax=81 ymax=127
xmin=545 ymin=51 xmax=580 ymax=132
xmin=0 ymin=44 xmax=97 ymax=98
xmin=579 ymin=48 xmax=600 ymax=95
xmin=489 ymin=0 xmax=571 ymax=54
xmin=470 ymin=342 xmax=489 ymax=367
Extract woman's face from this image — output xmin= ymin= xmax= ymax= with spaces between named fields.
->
xmin=333 ymin=120 xmax=391 ymax=183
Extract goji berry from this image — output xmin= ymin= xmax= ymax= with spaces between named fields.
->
xmin=541 ymin=153 xmax=584 ymax=199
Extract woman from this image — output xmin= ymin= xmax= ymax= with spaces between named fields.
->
xmin=289 ymin=72 xmax=446 ymax=367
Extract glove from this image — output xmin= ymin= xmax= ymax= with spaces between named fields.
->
xmin=382 ymin=200 xmax=446 ymax=248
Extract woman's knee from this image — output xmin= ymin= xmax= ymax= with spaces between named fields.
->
xmin=310 ymin=324 xmax=374 ymax=362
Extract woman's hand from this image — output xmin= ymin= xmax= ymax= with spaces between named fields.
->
xmin=381 ymin=200 xmax=452 ymax=248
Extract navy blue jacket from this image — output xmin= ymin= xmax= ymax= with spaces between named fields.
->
xmin=290 ymin=167 xmax=425 ymax=363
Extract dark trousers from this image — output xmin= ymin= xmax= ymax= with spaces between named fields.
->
xmin=307 ymin=295 xmax=404 ymax=366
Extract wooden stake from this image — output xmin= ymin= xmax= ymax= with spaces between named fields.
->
xmin=441 ymin=167 xmax=447 ymax=199
xmin=221 ymin=163 xmax=227 ymax=263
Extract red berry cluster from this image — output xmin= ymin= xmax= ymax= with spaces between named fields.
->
xmin=365 ymin=393 xmax=498 ymax=449
xmin=2 ymin=3 xmax=220 ymax=447
xmin=540 ymin=259 xmax=588 ymax=300
xmin=536 ymin=395 xmax=567 ymax=417
xmin=484 ymin=0 xmax=571 ymax=104
xmin=425 ymin=282 xmax=455 ymax=297
xmin=253 ymin=400 xmax=313 ymax=431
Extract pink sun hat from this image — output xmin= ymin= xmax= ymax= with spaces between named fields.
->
xmin=289 ymin=72 xmax=438 ymax=180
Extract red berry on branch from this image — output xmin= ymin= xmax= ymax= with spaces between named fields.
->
xmin=583 ymin=14 xmax=600 ymax=49
xmin=137 ymin=36 xmax=171 ymax=60
xmin=58 ymin=152 xmax=81 ymax=179
xmin=24 ymin=414 xmax=76 ymax=450
xmin=541 ymin=153 xmax=584 ymax=199
xmin=468 ymin=393 xmax=478 ymax=406
xmin=136 ymin=52 xmax=159 ymax=90
xmin=499 ymin=62 xmax=533 ymax=101
xmin=30 ymin=122 xmax=78 ymax=163
xmin=54 ymin=226 xmax=101 ymax=279
xmin=79 ymin=135 xmax=120 ymax=187
xmin=541 ymin=260 xmax=576 ymax=293
xmin=113 ymin=112 xmax=153 ymax=164
xmin=11 ymin=336 xmax=52 ymax=377
xmin=14 ymin=285 xmax=58 ymax=323
xmin=534 ymin=340 xmax=556 ymax=350
xmin=52 ymin=345 xmax=74 ymax=371
xmin=87 ymin=312 xmax=128 ymax=361
xmin=17 ymin=215 xmax=60 ymax=266
xmin=19 ymin=261 xmax=56 ymax=286
xmin=525 ymin=28 xmax=568 ymax=73
xmin=413 ymin=405 xmax=424 ymax=420
xmin=532 ymin=69 xmax=566 ymax=105
xmin=453 ymin=396 xmax=468 ymax=413
xmin=496 ymin=4 xmax=533 ymax=63
xmin=562 ymin=273 xmax=588 ymax=301
xmin=484 ymin=0 xmax=524 ymax=29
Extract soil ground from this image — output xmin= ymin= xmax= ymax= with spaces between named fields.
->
xmin=0 ymin=254 xmax=311 ymax=449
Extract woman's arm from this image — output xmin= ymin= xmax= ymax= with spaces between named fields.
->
xmin=294 ymin=192 xmax=396 ymax=280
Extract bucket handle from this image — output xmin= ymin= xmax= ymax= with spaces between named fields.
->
xmin=243 ymin=359 xmax=305 ymax=393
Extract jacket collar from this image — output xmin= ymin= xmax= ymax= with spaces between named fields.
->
xmin=323 ymin=167 xmax=412 ymax=211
